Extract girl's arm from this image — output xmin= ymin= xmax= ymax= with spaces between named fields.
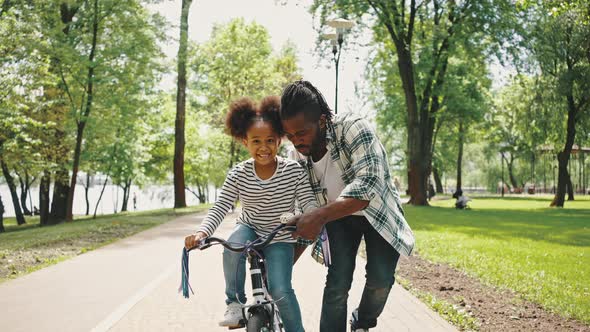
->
xmin=196 ymin=168 xmax=240 ymax=237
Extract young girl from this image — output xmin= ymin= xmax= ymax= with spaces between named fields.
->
xmin=184 ymin=96 xmax=317 ymax=332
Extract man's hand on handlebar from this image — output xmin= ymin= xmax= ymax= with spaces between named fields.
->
xmin=185 ymin=231 xmax=208 ymax=250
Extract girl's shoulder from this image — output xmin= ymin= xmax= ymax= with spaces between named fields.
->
xmin=229 ymin=158 xmax=254 ymax=176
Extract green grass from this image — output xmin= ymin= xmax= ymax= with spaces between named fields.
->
xmin=0 ymin=205 xmax=210 ymax=281
xmin=405 ymin=195 xmax=590 ymax=324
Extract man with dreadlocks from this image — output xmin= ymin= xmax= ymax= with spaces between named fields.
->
xmin=280 ymin=80 xmax=415 ymax=332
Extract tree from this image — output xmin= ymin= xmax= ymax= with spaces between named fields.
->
xmin=186 ymin=18 xmax=302 ymax=192
xmin=442 ymin=51 xmax=491 ymax=193
xmin=0 ymin=0 xmax=166 ymax=222
xmin=525 ymin=1 xmax=590 ymax=206
xmin=27 ymin=0 xmax=165 ymax=220
xmin=315 ymin=0 xmax=517 ymax=205
xmin=173 ymin=0 xmax=193 ymax=209
xmin=0 ymin=2 xmax=53 ymax=225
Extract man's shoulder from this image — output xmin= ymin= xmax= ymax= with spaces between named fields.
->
xmin=332 ymin=113 xmax=371 ymax=132
xmin=333 ymin=114 xmax=375 ymax=139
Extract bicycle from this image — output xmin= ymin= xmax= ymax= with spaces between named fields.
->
xmin=186 ymin=223 xmax=297 ymax=332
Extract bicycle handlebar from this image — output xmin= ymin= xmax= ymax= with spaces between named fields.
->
xmin=194 ymin=223 xmax=297 ymax=252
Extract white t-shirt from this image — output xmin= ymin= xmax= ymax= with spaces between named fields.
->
xmin=312 ymin=151 xmax=364 ymax=216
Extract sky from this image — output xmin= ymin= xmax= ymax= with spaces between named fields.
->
xmin=146 ymin=0 xmax=511 ymax=118
xmin=146 ymin=0 xmax=374 ymax=117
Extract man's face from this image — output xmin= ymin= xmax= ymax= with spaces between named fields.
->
xmin=281 ymin=112 xmax=325 ymax=156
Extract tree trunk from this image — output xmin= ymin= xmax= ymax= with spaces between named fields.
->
xmin=374 ymin=0 xmax=463 ymax=206
xmin=432 ymin=166 xmax=444 ymax=193
xmin=65 ymin=0 xmax=99 ymax=221
xmin=50 ymin=167 xmax=69 ymax=222
xmin=566 ymin=170 xmax=575 ymax=201
xmin=228 ymin=140 xmax=236 ymax=169
xmin=186 ymin=186 xmax=204 ymax=203
xmin=84 ymin=173 xmax=91 ymax=215
xmin=173 ymin=0 xmax=192 ymax=209
xmin=120 ymin=178 xmax=131 ymax=212
xmin=397 ymin=48 xmax=429 ymax=206
xmin=0 ymin=160 xmax=26 ymax=225
xmin=196 ymin=178 xmax=206 ymax=203
xmin=93 ymin=175 xmax=110 ymax=219
xmin=44 ymin=3 xmax=77 ymax=223
xmin=506 ymin=154 xmax=519 ymax=190
xmin=0 ymin=194 xmax=5 ymax=233
xmin=551 ymin=107 xmax=577 ymax=206
xmin=39 ymin=171 xmax=51 ymax=226
xmin=17 ymin=171 xmax=32 ymax=215
xmin=455 ymin=120 xmax=465 ymax=193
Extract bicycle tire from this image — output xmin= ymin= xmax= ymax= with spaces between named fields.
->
xmin=246 ymin=310 xmax=271 ymax=332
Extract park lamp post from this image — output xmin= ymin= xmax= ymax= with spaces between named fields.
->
xmin=322 ymin=18 xmax=355 ymax=114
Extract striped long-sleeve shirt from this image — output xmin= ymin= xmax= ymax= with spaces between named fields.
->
xmin=198 ymin=157 xmax=318 ymax=243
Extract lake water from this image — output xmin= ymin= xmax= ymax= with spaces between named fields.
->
xmin=0 ymin=183 xmax=216 ymax=218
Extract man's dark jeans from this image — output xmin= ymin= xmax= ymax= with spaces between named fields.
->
xmin=320 ymin=215 xmax=400 ymax=332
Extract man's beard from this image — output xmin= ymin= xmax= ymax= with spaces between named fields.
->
xmin=308 ymin=126 xmax=326 ymax=157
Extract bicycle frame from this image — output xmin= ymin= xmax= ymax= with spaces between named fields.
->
xmin=195 ymin=223 xmax=296 ymax=331
xmin=244 ymin=251 xmax=282 ymax=331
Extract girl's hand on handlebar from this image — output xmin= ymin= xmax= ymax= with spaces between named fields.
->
xmin=185 ymin=231 xmax=207 ymax=250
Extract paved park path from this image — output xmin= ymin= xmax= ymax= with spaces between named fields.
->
xmin=0 ymin=212 xmax=457 ymax=332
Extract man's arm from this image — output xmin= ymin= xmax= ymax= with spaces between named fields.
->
xmin=291 ymin=197 xmax=369 ymax=240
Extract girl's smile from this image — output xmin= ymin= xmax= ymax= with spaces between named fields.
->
xmin=242 ymin=120 xmax=281 ymax=179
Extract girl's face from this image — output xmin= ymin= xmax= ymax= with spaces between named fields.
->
xmin=242 ymin=121 xmax=281 ymax=167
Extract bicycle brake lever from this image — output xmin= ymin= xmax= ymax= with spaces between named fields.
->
xmin=197 ymin=237 xmax=212 ymax=250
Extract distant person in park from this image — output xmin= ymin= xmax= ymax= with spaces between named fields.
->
xmin=184 ymin=96 xmax=317 ymax=332
xmin=279 ymin=80 xmax=415 ymax=332
xmin=133 ymin=193 xmax=137 ymax=211
xmin=454 ymin=189 xmax=471 ymax=209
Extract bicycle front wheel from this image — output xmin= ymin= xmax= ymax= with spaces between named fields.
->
xmin=246 ymin=310 xmax=271 ymax=332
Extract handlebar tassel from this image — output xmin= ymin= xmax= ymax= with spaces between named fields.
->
xmin=179 ymin=247 xmax=195 ymax=298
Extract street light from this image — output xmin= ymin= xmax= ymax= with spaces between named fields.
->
xmin=323 ymin=18 xmax=355 ymax=114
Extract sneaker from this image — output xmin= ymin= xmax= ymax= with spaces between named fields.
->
xmin=218 ymin=302 xmax=244 ymax=327
xmin=353 ymin=329 xmax=369 ymax=332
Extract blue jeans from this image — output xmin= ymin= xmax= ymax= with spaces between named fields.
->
xmin=320 ymin=215 xmax=400 ymax=332
xmin=223 ymin=224 xmax=304 ymax=332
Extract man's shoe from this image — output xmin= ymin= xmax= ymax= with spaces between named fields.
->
xmin=350 ymin=309 xmax=369 ymax=331
xmin=218 ymin=302 xmax=244 ymax=327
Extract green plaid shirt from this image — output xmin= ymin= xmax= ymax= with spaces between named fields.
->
xmin=289 ymin=114 xmax=415 ymax=264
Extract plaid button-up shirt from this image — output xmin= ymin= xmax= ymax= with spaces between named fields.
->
xmin=289 ymin=114 xmax=415 ymax=265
